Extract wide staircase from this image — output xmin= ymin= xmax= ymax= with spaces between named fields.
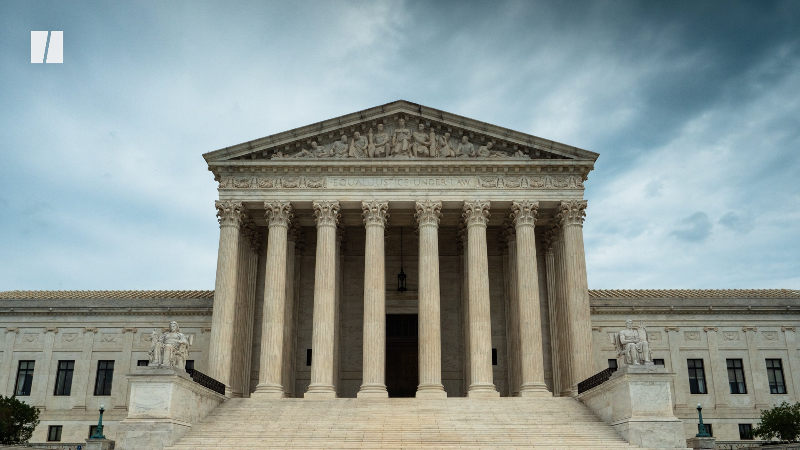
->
xmin=165 ymin=397 xmax=654 ymax=449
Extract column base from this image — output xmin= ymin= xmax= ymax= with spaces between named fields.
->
xmin=416 ymin=383 xmax=447 ymax=399
xmin=467 ymin=383 xmax=500 ymax=398
xmin=251 ymin=383 xmax=286 ymax=399
xmin=357 ymin=384 xmax=388 ymax=398
xmin=304 ymin=384 xmax=337 ymax=399
xmin=519 ymin=382 xmax=551 ymax=397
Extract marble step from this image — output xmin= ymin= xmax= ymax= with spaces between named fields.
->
xmin=164 ymin=397 xmax=652 ymax=450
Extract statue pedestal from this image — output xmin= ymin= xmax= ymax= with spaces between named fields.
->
xmin=576 ymin=365 xmax=689 ymax=449
xmin=115 ymin=367 xmax=226 ymax=450
xmin=84 ymin=438 xmax=115 ymax=450
xmin=686 ymin=436 xmax=716 ymax=449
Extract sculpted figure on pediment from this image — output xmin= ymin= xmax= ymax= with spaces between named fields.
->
xmin=455 ymin=135 xmax=475 ymax=158
xmin=349 ymin=131 xmax=369 ymax=158
xmin=331 ymin=135 xmax=350 ymax=158
xmin=368 ymin=124 xmax=389 ymax=157
xmin=412 ymin=123 xmax=433 ymax=157
xmin=436 ymin=132 xmax=455 ymax=157
xmin=391 ymin=118 xmax=413 ymax=157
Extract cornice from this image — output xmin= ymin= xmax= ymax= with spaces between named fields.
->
xmin=591 ymin=305 xmax=800 ymax=315
xmin=0 ymin=308 xmax=212 ymax=316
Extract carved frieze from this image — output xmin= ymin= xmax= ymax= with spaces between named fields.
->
xmin=763 ymin=331 xmax=778 ymax=341
xmin=219 ymin=174 xmax=584 ymax=190
xmin=723 ymin=332 xmax=740 ymax=341
xmin=62 ymin=333 xmax=78 ymax=342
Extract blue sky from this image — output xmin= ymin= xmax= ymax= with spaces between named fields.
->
xmin=1 ymin=1 xmax=798 ymax=290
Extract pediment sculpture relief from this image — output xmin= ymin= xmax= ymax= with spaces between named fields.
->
xmin=270 ymin=119 xmax=529 ymax=160
xmin=610 ymin=319 xmax=653 ymax=366
xmin=148 ymin=321 xmax=193 ymax=371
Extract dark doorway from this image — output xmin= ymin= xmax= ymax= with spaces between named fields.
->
xmin=386 ymin=314 xmax=418 ymax=397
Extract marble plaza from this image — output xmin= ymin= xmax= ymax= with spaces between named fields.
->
xmin=1 ymin=101 xmax=798 ymax=449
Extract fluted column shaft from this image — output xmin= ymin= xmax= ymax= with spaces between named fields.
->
xmin=305 ymin=201 xmax=340 ymax=398
xmin=415 ymin=201 xmax=447 ymax=398
xmin=553 ymin=230 xmax=573 ymax=396
xmin=209 ymin=201 xmax=245 ymax=395
xmin=229 ymin=228 xmax=249 ymax=398
xmin=464 ymin=200 xmax=499 ymax=397
xmin=558 ymin=200 xmax=593 ymax=395
xmin=512 ymin=201 xmax=549 ymax=396
xmin=459 ymin=226 xmax=471 ymax=395
xmin=281 ymin=224 xmax=299 ymax=397
xmin=359 ymin=201 xmax=389 ymax=398
xmin=241 ymin=233 xmax=260 ymax=397
xmin=253 ymin=202 xmax=293 ymax=398
xmin=501 ymin=223 xmax=521 ymax=397
xmin=543 ymin=229 xmax=561 ymax=396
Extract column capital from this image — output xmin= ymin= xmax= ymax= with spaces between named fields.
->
xmin=287 ymin=222 xmax=302 ymax=243
xmin=215 ymin=200 xmax=246 ymax=228
xmin=511 ymin=200 xmax=539 ymax=227
xmin=557 ymin=200 xmax=587 ymax=227
xmin=264 ymin=201 xmax=293 ymax=228
xmin=462 ymin=200 xmax=490 ymax=227
xmin=539 ymin=225 xmax=560 ymax=253
xmin=362 ymin=201 xmax=389 ymax=228
xmin=415 ymin=200 xmax=442 ymax=228
xmin=242 ymin=221 xmax=262 ymax=252
xmin=313 ymin=201 xmax=340 ymax=228
xmin=499 ymin=218 xmax=515 ymax=246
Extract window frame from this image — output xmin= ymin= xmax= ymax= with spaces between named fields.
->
xmin=739 ymin=423 xmax=753 ymax=440
xmin=653 ymin=358 xmax=665 ymax=366
xmin=14 ymin=360 xmax=35 ymax=396
xmin=93 ymin=360 xmax=115 ymax=396
xmin=766 ymin=359 xmax=787 ymax=394
xmin=687 ymin=359 xmax=707 ymax=394
xmin=47 ymin=425 xmax=62 ymax=442
xmin=53 ymin=360 xmax=75 ymax=396
xmin=727 ymin=358 xmax=748 ymax=394
xmin=136 ymin=360 xmax=149 ymax=367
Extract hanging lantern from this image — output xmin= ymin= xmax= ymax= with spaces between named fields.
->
xmin=397 ymin=226 xmax=407 ymax=292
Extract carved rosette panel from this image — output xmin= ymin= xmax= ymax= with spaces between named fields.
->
xmin=763 ymin=331 xmax=778 ymax=341
xmin=313 ymin=201 xmax=340 ymax=228
xmin=414 ymin=201 xmax=442 ymax=228
xmin=557 ymin=200 xmax=587 ymax=227
xmin=511 ymin=200 xmax=539 ymax=228
xmin=362 ymin=201 xmax=389 ymax=228
xmin=264 ymin=201 xmax=293 ymax=228
xmin=215 ymin=200 xmax=245 ymax=228
xmin=684 ymin=331 xmax=700 ymax=341
xmin=462 ymin=200 xmax=491 ymax=227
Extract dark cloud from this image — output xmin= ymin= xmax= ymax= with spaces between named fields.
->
xmin=671 ymin=212 xmax=714 ymax=242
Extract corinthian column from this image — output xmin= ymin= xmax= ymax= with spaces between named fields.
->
xmin=281 ymin=223 xmax=300 ymax=397
xmin=415 ymin=201 xmax=447 ymax=398
xmin=209 ymin=200 xmax=245 ymax=395
xmin=511 ymin=201 xmax=549 ymax=397
xmin=502 ymin=221 xmax=521 ymax=396
xmin=463 ymin=200 xmax=499 ymax=397
xmin=252 ymin=202 xmax=292 ymax=398
xmin=553 ymin=226 xmax=573 ymax=396
xmin=557 ymin=200 xmax=593 ymax=395
xmin=305 ymin=201 xmax=340 ymax=399
xmin=358 ymin=201 xmax=389 ymax=398
xmin=542 ymin=227 xmax=561 ymax=396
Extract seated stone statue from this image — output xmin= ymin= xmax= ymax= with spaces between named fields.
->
xmin=611 ymin=319 xmax=652 ymax=366
xmin=149 ymin=321 xmax=193 ymax=371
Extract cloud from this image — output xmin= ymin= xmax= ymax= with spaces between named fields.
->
xmin=671 ymin=212 xmax=713 ymax=242
xmin=718 ymin=211 xmax=755 ymax=234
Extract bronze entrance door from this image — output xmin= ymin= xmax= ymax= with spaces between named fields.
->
xmin=386 ymin=314 xmax=418 ymax=397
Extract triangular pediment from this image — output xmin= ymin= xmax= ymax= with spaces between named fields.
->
xmin=203 ymin=100 xmax=598 ymax=163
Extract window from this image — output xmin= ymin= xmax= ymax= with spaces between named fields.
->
xmin=687 ymin=359 xmax=707 ymax=394
xmin=766 ymin=359 xmax=787 ymax=394
xmin=185 ymin=360 xmax=195 ymax=371
xmin=739 ymin=424 xmax=753 ymax=440
xmin=47 ymin=425 xmax=62 ymax=442
xmin=14 ymin=361 xmax=35 ymax=396
xmin=608 ymin=359 xmax=618 ymax=370
xmin=702 ymin=423 xmax=713 ymax=437
xmin=53 ymin=360 xmax=74 ymax=396
xmin=727 ymin=359 xmax=747 ymax=394
xmin=94 ymin=360 xmax=115 ymax=396
xmin=137 ymin=360 xmax=149 ymax=367
xmin=306 ymin=349 xmax=312 ymax=366
xmin=653 ymin=359 xmax=665 ymax=366
xmin=492 ymin=348 xmax=498 ymax=366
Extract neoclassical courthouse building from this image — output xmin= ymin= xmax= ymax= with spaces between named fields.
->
xmin=1 ymin=101 xmax=798 ymax=448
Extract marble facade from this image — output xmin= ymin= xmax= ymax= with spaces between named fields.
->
xmin=1 ymin=102 xmax=798 ymax=445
